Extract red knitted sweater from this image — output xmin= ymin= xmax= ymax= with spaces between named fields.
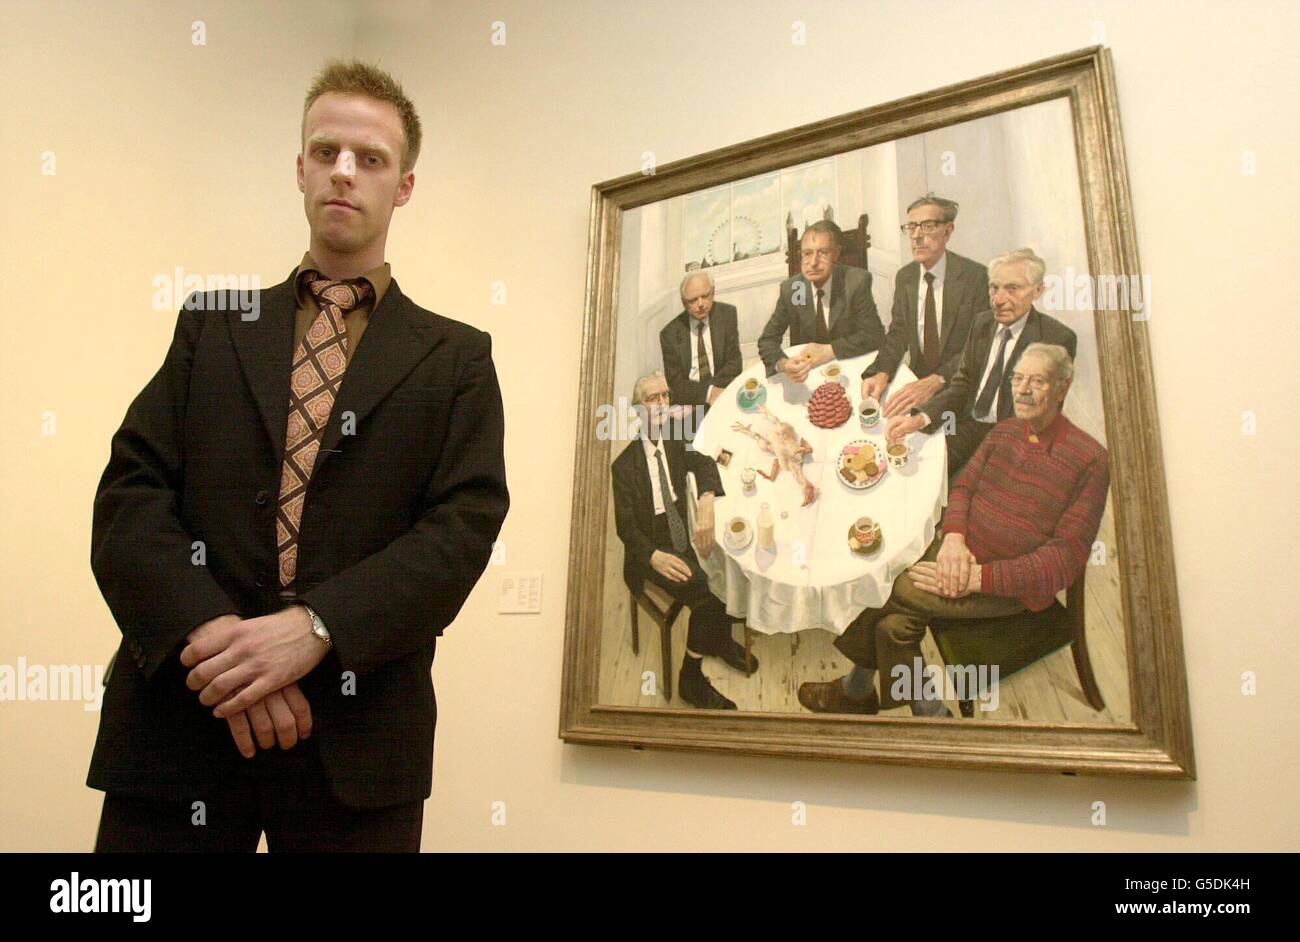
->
xmin=942 ymin=412 xmax=1109 ymax=611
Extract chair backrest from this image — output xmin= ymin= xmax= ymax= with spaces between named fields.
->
xmin=787 ymin=213 xmax=871 ymax=277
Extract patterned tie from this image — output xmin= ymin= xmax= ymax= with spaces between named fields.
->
xmin=696 ymin=322 xmax=712 ymax=387
xmin=654 ymin=446 xmax=689 ymax=553
xmin=276 ymin=272 xmax=375 ymax=587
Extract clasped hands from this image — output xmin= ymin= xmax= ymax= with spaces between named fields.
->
xmin=178 ymin=608 xmax=330 ymax=759
xmin=649 ymin=494 xmax=715 ymax=583
xmin=909 ymin=532 xmax=982 ymax=599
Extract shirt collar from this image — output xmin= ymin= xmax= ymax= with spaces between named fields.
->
xmin=922 ymin=251 xmax=948 ymax=283
xmin=811 ymin=269 xmax=833 ymax=303
xmin=293 ymin=250 xmax=392 ymax=311
xmin=641 ymin=432 xmax=667 ymax=459
xmin=998 ymin=309 xmax=1030 ymax=341
xmin=1023 ymin=410 xmax=1070 ymax=449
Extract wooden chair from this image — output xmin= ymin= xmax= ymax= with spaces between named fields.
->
xmin=629 ymin=472 xmax=752 ymax=702
xmin=928 ymin=575 xmax=1106 ymax=718
xmin=786 ymin=211 xmax=871 ymax=276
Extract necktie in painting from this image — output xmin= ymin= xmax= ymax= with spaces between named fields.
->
xmin=922 ymin=271 xmax=939 ymax=373
xmin=696 ymin=322 xmax=712 ymax=387
xmin=276 ymin=272 xmax=374 ymax=588
xmin=814 ymin=288 xmax=830 ymax=343
xmin=974 ymin=326 xmax=1013 ymax=421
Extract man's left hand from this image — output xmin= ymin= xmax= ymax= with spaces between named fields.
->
xmin=908 ymin=560 xmax=982 ymax=599
xmin=181 ymin=606 xmax=330 ymax=718
xmin=883 ymin=375 xmax=944 ymax=418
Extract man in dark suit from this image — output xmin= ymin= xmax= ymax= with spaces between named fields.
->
xmin=87 ymin=60 xmax=509 ymax=852
xmin=886 ymin=248 xmax=1077 ymax=475
xmin=860 ymin=194 xmax=988 ymax=417
xmin=757 ymin=220 xmax=885 ymax=382
xmin=659 ymin=270 xmax=742 ymax=415
xmin=610 ymin=371 xmax=756 ymax=710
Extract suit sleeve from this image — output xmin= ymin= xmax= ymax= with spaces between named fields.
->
xmin=921 ymin=329 xmax=980 ymax=431
xmin=756 ymin=287 xmax=793 ymax=377
xmin=866 ymin=278 xmax=909 ymax=379
xmin=299 ymin=329 xmax=510 ymax=677
xmin=831 ymin=271 xmax=885 ymax=361
xmin=661 ymin=326 xmax=705 ymax=406
xmin=611 ymin=456 xmax=655 ymax=580
xmin=714 ymin=309 xmax=743 ymax=388
xmin=686 ymin=449 xmax=725 ymax=499
xmin=90 ymin=299 xmax=241 ymax=684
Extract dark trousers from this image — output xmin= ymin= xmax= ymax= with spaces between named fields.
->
xmin=643 ymin=512 xmax=732 ymax=656
xmin=93 ymin=734 xmax=423 ymax=852
xmin=946 ymin=417 xmax=995 ymax=479
xmin=834 ymin=536 xmax=1024 ymax=709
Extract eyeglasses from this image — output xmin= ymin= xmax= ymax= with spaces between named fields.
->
xmin=899 ymin=220 xmax=948 ymax=234
xmin=1010 ymin=373 xmax=1052 ymax=391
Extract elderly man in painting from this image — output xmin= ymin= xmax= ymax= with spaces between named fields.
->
xmin=610 ymin=371 xmax=758 ymax=710
xmin=885 ymin=248 xmax=1077 ymax=477
xmin=860 ymin=193 xmax=988 ymax=417
xmin=659 ymin=270 xmax=743 ymax=417
xmin=799 ymin=343 xmax=1109 ymax=717
xmin=756 ymin=219 xmax=885 ymax=382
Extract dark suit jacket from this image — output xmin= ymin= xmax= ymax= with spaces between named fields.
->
xmin=610 ymin=434 xmax=723 ymax=593
xmin=865 ymin=251 xmax=989 ymax=382
xmin=920 ymin=306 xmax=1077 ymax=431
xmin=659 ymin=302 xmax=743 ymax=406
xmin=756 ymin=264 xmax=885 ymax=377
xmin=88 ymin=270 xmax=510 ymax=810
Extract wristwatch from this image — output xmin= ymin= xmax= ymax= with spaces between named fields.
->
xmin=302 ymin=604 xmax=333 ymax=648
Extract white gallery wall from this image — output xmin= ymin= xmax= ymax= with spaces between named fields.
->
xmin=2 ymin=0 xmax=1296 ymax=850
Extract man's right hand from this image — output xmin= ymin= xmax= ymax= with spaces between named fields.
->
xmin=778 ymin=356 xmax=813 ymax=384
xmin=885 ymin=412 xmax=927 ymax=443
xmin=650 ymin=550 xmax=692 ymax=583
xmin=860 ymin=372 xmax=889 ymax=404
xmin=225 ymin=682 xmax=313 ymax=758
xmin=936 ymin=533 xmax=977 ymax=598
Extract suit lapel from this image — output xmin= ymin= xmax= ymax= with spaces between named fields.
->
xmin=826 ymin=267 xmax=845 ymax=331
xmin=938 ymin=256 xmax=963 ymax=353
xmin=228 ymin=271 xmax=448 ymax=472
xmin=901 ymin=264 xmax=921 ymax=360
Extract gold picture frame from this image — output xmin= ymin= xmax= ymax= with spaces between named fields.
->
xmin=560 ymin=47 xmax=1194 ymax=779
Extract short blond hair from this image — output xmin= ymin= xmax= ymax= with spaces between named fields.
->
xmin=303 ymin=58 xmax=422 ymax=175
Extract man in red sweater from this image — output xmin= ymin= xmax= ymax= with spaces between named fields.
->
xmin=799 ymin=342 xmax=1109 ymax=716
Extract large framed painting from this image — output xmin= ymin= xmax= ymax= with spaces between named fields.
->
xmin=560 ymin=47 xmax=1194 ymax=778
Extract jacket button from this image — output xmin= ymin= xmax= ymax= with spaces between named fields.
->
xmin=254 ymin=490 xmax=268 ymax=505
xmin=255 ymin=576 xmax=265 ymax=588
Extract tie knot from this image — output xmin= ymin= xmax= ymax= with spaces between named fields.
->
xmin=1000 ymin=326 xmax=1013 ymax=340
xmin=924 ymin=271 xmax=935 ymax=284
xmin=305 ymin=272 xmax=375 ymax=314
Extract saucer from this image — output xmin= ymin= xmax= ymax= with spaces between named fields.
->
xmin=725 ymin=527 xmax=754 ymax=552
xmin=737 ymin=384 xmax=767 ymax=412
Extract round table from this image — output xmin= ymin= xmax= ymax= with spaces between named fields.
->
xmin=688 ymin=345 xmax=948 ymax=636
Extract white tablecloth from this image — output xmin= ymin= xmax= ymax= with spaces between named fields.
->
xmin=689 ymin=346 xmax=947 ymax=636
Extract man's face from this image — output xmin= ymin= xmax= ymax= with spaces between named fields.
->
xmin=682 ymin=275 xmax=715 ymax=321
xmin=297 ymin=92 xmax=414 ymax=257
xmin=905 ymin=203 xmax=953 ymax=269
xmin=988 ymin=261 xmax=1045 ymax=325
xmin=800 ymin=230 xmax=839 ymax=287
xmin=639 ymin=377 xmax=672 ymax=433
xmin=1010 ymin=351 xmax=1066 ymax=425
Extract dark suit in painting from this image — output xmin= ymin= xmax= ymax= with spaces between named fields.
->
xmin=757 ymin=264 xmax=885 ymax=377
xmin=659 ymin=301 xmax=743 ymax=411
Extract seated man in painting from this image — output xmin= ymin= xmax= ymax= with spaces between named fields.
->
xmin=859 ymin=193 xmax=988 ymax=417
xmin=660 ymin=270 xmax=743 ymax=418
xmin=884 ymin=248 xmax=1076 ymax=477
xmin=798 ymin=343 xmax=1108 ymax=717
xmin=756 ymin=220 xmax=885 ymax=382
xmin=610 ymin=371 xmax=758 ymax=710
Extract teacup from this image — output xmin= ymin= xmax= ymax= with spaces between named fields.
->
xmin=726 ymin=517 xmax=750 ymax=547
xmin=822 ymin=364 xmax=846 ymax=386
xmin=886 ymin=441 xmax=909 ymax=468
xmin=859 ymin=397 xmax=881 ymax=428
xmin=741 ymin=377 xmax=761 ymax=399
xmin=853 ymin=517 xmax=879 ymax=545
